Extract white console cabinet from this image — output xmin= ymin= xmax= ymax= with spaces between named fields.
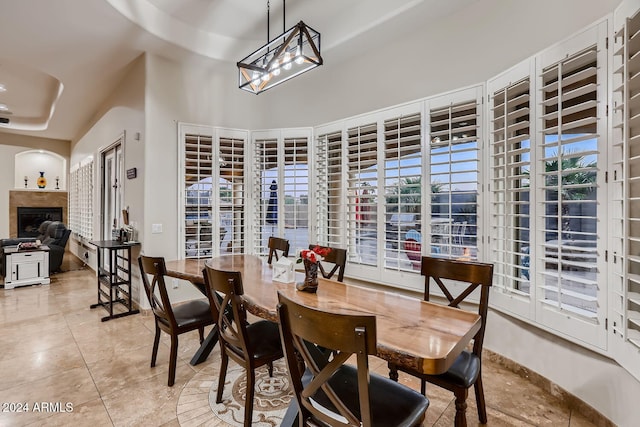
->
xmin=3 ymin=246 xmax=50 ymax=289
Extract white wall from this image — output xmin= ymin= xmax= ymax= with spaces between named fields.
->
xmin=249 ymin=0 xmax=622 ymax=129
xmin=69 ymin=55 xmax=146 ymax=303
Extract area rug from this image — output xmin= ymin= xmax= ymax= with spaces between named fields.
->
xmin=177 ymin=358 xmax=294 ymax=427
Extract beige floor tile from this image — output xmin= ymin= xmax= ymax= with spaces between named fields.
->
xmin=101 ymin=371 xmax=193 ymax=427
xmin=0 ymin=327 xmax=77 ymax=362
xmin=0 ymin=342 xmax=86 ymax=391
xmin=87 ymin=342 xmax=195 ymax=395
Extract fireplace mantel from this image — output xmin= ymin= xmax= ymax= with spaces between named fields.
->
xmin=9 ymin=190 xmax=68 ymax=238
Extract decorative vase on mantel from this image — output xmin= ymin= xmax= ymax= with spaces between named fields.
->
xmin=36 ymin=172 xmax=47 ymax=189
xmin=296 ymin=259 xmax=319 ymax=293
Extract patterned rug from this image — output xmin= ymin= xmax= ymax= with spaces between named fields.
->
xmin=177 ymin=359 xmax=294 ymax=427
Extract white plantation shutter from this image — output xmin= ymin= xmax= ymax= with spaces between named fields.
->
xmin=219 ymin=135 xmax=246 ymax=254
xmin=282 ymin=137 xmax=310 ymax=252
xmin=535 ymin=21 xmax=607 ymax=348
xmin=183 ymin=131 xmax=213 ymax=258
xmin=611 ymin=5 xmax=640 ymax=379
xmin=69 ymin=168 xmax=78 ymax=235
xmin=539 ymin=46 xmax=600 ymax=319
xmin=429 ymin=100 xmax=480 ymax=259
xmin=347 ymin=123 xmax=379 ymax=267
xmin=315 ymin=130 xmax=343 ymax=247
xmin=253 ymin=137 xmax=279 ymax=257
xmin=68 ymin=160 xmax=93 ymax=240
xmin=252 ymin=130 xmax=311 ymax=257
xmin=490 ymin=76 xmax=532 ymax=297
xmin=383 ymin=113 xmax=422 ymax=272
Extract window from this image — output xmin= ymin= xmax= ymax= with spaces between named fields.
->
xmin=487 ymin=22 xmax=607 ymax=348
xmin=69 ymin=159 xmax=93 ymax=240
xmin=346 ymin=123 xmax=379 ymax=267
xmin=253 ymin=137 xmax=279 ymax=256
xmin=252 ymin=130 xmax=312 ymax=256
xmin=611 ymin=6 xmax=640 ymax=379
xmin=539 ymin=46 xmax=600 ymax=319
xmin=180 ymin=124 xmax=248 ymax=258
xmin=283 ymin=137 xmax=310 ymax=252
xmin=383 ymin=113 xmax=422 ymax=272
xmin=183 ymin=129 xmax=213 ymax=258
xmin=315 ymin=129 xmax=344 ymax=247
xmin=535 ymin=22 xmax=607 ymax=348
xmin=489 ymin=73 xmax=532 ymax=299
xmin=428 ymin=96 xmax=480 ymax=260
xmin=219 ymin=135 xmax=245 ymax=254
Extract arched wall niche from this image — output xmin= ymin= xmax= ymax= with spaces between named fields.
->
xmin=15 ymin=149 xmax=67 ymax=190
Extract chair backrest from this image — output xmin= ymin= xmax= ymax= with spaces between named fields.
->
xmin=138 ymin=255 xmax=177 ymax=330
xmin=267 ymin=236 xmax=290 ymax=264
xmin=310 ymin=244 xmax=347 ymax=282
xmin=421 ymin=256 xmax=493 ymax=357
xmin=277 ymin=292 xmax=377 ymax=427
xmin=203 ymin=265 xmax=251 ymax=358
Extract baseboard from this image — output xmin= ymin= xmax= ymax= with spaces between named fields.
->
xmin=483 ymin=349 xmax=614 ymax=427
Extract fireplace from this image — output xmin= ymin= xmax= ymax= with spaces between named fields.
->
xmin=17 ymin=207 xmax=63 ymax=238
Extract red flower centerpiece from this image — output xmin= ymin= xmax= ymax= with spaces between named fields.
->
xmin=296 ymin=246 xmax=331 ymax=293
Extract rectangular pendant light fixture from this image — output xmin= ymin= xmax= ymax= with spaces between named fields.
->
xmin=237 ymin=20 xmax=322 ymax=94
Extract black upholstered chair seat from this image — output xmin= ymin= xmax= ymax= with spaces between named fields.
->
xmin=166 ymin=300 xmax=213 ymax=329
xmin=312 ymin=364 xmax=429 ymax=427
xmin=245 ymin=321 xmax=282 ymax=359
xmin=431 ymin=350 xmax=480 ymax=388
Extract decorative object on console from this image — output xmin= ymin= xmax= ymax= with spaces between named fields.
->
xmin=37 ymin=171 xmax=47 ymax=189
xmin=272 ymin=256 xmax=295 ymax=283
xmin=17 ymin=241 xmax=41 ymax=250
xmin=295 ymin=245 xmax=331 ymax=293
xmin=55 ymin=176 xmax=59 ymax=190
xmin=237 ymin=0 xmax=322 ymax=94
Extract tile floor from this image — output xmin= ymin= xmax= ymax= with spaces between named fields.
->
xmin=0 ymin=255 xmax=597 ymax=426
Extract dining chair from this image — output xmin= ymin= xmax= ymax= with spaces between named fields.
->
xmin=388 ymin=255 xmax=494 ymax=427
xmin=308 ymin=244 xmax=347 ymax=282
xmin=203 ymin=265 xmax=284 ymax=427
xmin=267 ymin=236 xmax=290 ymax=264
xmin=276 ymin=292 xmax=429 ymax=427
xmin=138 ymin=255 xmax=214 ymax=386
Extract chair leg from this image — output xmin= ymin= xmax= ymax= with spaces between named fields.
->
xmin=216 ymin=351 xmax=229 ymax=403
xmin=420 ymin=379 xmax=426 ymax=395
xmin=244 ymin=369 xmax=255 ymax=427
xmin=151 ymin=324 xmax=161 ymax=368
xmin=267 ymin=361 xmax=274 ymax=377
xmin=474 ymin=375 xmax=487 ymax=424
xmin=453 ymin=388 xmax=469 ymax=427
xmin=198 ymin=327 xmax=204 ymax=344
xmin=168 ymin=334 xmax=178 ymax=387
xmin=388 ymin=362 xmax=399 ymax=382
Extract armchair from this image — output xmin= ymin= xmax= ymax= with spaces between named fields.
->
xmin=1 ymin=221 xmax=70 ymax=276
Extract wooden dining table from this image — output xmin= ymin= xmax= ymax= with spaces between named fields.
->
xmin=165 ymin=254 xmax=481 ymax=376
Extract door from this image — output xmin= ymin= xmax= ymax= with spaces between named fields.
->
xmin=101 ymin=139 xmax=124 ymax=240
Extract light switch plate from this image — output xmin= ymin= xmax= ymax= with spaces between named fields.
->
xmin=152 ymin=223 xmax=162 ymax=234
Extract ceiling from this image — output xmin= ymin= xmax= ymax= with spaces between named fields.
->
xmin=0 ymin=0 xmax=476 ymax=142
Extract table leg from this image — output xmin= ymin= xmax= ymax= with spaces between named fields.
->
xmin=190 ymin=324 xmax=219 ymax=365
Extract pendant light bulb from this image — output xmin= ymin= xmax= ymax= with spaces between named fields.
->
xmin=271 ymin=60 xmax=281 ymax=76
xmin=283 ymin=51 xmax=292 ymax=70
xmin=294 ymin=46 xmax=304 ymax=65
